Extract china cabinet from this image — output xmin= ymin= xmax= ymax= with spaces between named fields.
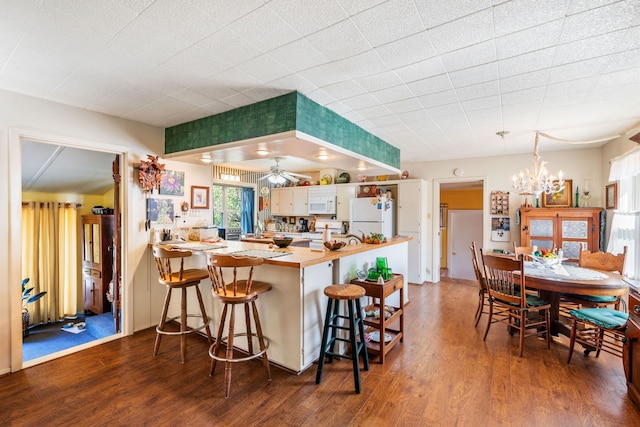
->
xmin=518 ymin=207 xmax=603 ymax=260
xmin=625 ymin=286 xmax=640 ymax=408
xmin=81 ymin=214 xmax=114 ymax=314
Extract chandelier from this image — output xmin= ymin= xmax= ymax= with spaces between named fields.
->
xmin=512 ymin=132 xmax=564 ymax=199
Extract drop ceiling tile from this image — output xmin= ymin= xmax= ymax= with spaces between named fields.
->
xmin=267 ymin=74 xmax=318 ymax=94
xmin=395 ymin=58 xmax=446 ymax=84
xmin=495 ymin=20 xmax=564 ymax=60
xmin=197 ymin=28 xmax=262 ymax=66
xmin=305 ymin=88 xmax=338 ymax=106
xmin=320 ymin=80 xmax=367 ymax=101
xmin=189 ymin=0 xmax=265 ymax=26
xmin=456 ymin=81 xmax=499 ymax=101
xmin=501 ymin=87 xmax=546 ymax=105
xmin=114 ymin=0 xmax=158 ymax=14
xmin=604 ymin=48 xmax=640 ymax=74
xmin=493 ymin=0 xmax=570 ymax=37
xmin=46 ymin=0 xmax=137 ymax=35
xmin=356 ymin=103 xmax=393 ymax=120
xmin=296 ymin=62 xmax=350 ymax=87
xmin=213 ymin=66 xmax=262 ymax=88
xmin=440 ymin=41 xmax=496 ymax=72
xmin=418 ymin=90 xmax=460 ymax=108
xmin=268 ymin=39 xmax=330 ymax=73
xmin=428 ymin=103 xmax=465 ymax=118
xmin=384 ymin=98 xmax=424 ymax=114
xmin=268 ymin=0 xmax=349 ymax=36
xmin=351 ymin=0 xmax=424 ymax=48
xmin=165 ymin=46 xmax=232 ymax=80
xmin=396 ymin=109 xmax=433 ymax=124
xmin=336 ymin=92 xmax=380 ymax=110
xmin=414 ymin=0 xmax=491 ymax=29
xmin=498 ymin=48 xmax=556 ymax=77
xmin=236 ymin=54 xmax=292 ymax=83
xmin=371 ymin=84 xmax=415 ymax=104
xmin=369 ymin=114 xmax=402 ymax=128
xmin=427 ymin=8 xmax=493 ymax=54
xmin=548 ymin=56 xmax=610 ymax=84
xmin=462 ymin=95 xmax=501 ymax=112
xmin=305 ymin=19 xmax=372 ymax=61
xmin=500 ymin=70 xmax=550 ymax=93
xmin=355 ymin=71 xmax=405 ymax=92
xmin=336 ymin=0 xmax=387 ymax=15
xmin=331 ymin=50 xmax=390 ymax=79
xmin=199 ymin=100 xmax=235 ymax=115
xmin=220 ymin=91 xmax=259 ymax=108
xmin=544 ymin=76 xmax=598 ymax=97
xmin=168 ymin=88 xmax=216 ymax=107
xmin=553 ymin=26 xmax=640 ymax=66
xmin=231 ymin=6 xmax=300 ymax=53
xmin=141 ymin=0 xmax=223 ymax=44
xmin=241 ymin=86 xmax=291 ymax=103
xmin=374 ymin=31 xmax=436 ymax=69
xmin=596 ymin=68 xmax=640 ymax=89
xmin=559 ymin=1 xmax=639 ymax=44
xmin=407 ymin=74 xmax=453 ymax=96
xmin=449 ymin=62 xmax=498 ymax=87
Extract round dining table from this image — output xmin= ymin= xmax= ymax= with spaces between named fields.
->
xmin=520 ymin=261 xmax=629 ymax=336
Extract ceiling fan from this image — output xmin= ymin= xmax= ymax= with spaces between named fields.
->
xmin=259 ymin=157 xmax=311 ymax=184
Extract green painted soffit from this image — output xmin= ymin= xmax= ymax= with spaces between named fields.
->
xmin=164 ymin=91 xmax=400 ymax=170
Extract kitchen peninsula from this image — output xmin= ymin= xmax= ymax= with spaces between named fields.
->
xmin=153 ymin=237 xmax=410 ymax=373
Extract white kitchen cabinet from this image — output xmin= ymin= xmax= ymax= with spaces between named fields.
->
xmin=271 ymin=187 xmax=308 ymax=216
xmin=336 ymin=184 xmax=356 ymax=221
xmin=397 ymin=179 xmax=427 ymax=284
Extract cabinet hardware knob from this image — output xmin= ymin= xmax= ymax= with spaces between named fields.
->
xmin=634 ymin=305 xmax=640 ymax=315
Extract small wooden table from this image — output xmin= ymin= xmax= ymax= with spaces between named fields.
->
xmin=351 ymin=274 xmax=404 ymax=363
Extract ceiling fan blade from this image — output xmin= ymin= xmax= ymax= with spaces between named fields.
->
xmin=281 ymin=173 xmax=299 ymax=183
xmin=258 ymin=173 xmax=273 ymax=181
xmin=286 ymin=171 xmax=312 ymax=179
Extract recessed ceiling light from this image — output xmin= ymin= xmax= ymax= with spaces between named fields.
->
xmin=200 ymin=154 xmax=212 ymax=163
xmin=356 ymin=163 xmax=367 ymax=171
xmin=315 ymin=152 xmax=329 ymax=160
xmin=256 ymin=148 xmax=271 ymax=156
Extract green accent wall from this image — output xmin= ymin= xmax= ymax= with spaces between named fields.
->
xmin=164 ymin=91 xmax=400 ymax=169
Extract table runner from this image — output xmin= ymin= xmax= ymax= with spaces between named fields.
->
xmin=524 ymin=261 xmax=608 ymax=281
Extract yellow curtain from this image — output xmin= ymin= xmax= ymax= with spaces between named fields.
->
xmin=21 ymin=202 xmax=79 ymax=325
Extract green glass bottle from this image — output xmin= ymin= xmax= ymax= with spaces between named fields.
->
xmin=575 ymin=186 xmax=579 ymax=207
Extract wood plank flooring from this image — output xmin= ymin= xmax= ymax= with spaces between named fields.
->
xmin=1 ymin=279 xmax=639 ymax=426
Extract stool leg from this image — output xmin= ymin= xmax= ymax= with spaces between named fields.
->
xmin=210 ymin=304 xmax=228 ymax=376
xmin=154 ymin=286 xmax=172 ymax=357
xmin=195 ymin=285 xmax=212 ymax=346
xmin=347 ymin=299 xmax=362 ymax=393
xmin=316 ymin=297 xmax=335 ymax=385
xmin=180 ymin=287 xmax=187 ymax=363
xmin=252 ymin=300 xmax=271 ymax=381
xmin=224 ymin=304 xmax=236 ymax=398
xmin=244 ymin=303 xmax=254 ymax=355
xmin=355 ymin=298 xmax=369 ymax=371
xmin=328 ymin=299 xmax=340 ymax=363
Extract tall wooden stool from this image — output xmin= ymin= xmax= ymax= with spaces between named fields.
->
xmin=316 ymin=284 xmax=369 ymax=394
xmin=207 ymin=254 xmax=272 ymax=399
xmin=152 ymin=245 xmax=213 ymax=363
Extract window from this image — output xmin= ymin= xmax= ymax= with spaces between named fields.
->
xmin=607 ymin=146 xmax=640 ymax=280
xmin=212 ymin=185 xmax=242 ymax=228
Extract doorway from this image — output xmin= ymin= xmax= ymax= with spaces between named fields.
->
xmin=448 ymin=210 xmax=483 ymax=280
xmin=15 ymin=133 xmax=126 ymax=369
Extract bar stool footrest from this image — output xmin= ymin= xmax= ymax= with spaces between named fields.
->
xmin=156 ymin=314 xmax=210 ymax=336
xmin=209 ymin=333 xmax=270 ymax=363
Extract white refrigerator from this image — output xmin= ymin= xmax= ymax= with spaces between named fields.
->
xmin=349 ymin=198 xmax=394 ymax=238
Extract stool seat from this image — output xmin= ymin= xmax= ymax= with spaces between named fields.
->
xmin=152 ymin=245 xmax=212 ymax=363
xmin=316 ymin=283 xmax=369 ymax=394
xmin=324 ymin=284 xmax=366 ymax=300
xmin=207 ymin=254 xmax=272 ymax=398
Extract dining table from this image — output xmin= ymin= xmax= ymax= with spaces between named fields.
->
xmin=520 ymin=260 xmax=629 ymax=336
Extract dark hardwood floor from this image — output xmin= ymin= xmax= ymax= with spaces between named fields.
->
xmin=1 ymin=279 xmax=639 ymax=426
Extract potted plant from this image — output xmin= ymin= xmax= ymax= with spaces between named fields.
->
xmin=21 ymin=278 xmax=46 ymax=337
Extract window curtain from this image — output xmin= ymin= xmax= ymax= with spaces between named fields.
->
xmin=241 ymin=187 xmax=255 ymax=234
xmin=21 ymin=202 xmax=79 ymax=325
xmin=608 ymin=145 xmax=640 ymax=280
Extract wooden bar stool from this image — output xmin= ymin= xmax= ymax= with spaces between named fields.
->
xmin=152 ymin=245 xmax=213 ymax=363
xmin=207 ymin=254 xmax=272 ymax=398
xmin=316 ymin=284 xmax=369 ymax=394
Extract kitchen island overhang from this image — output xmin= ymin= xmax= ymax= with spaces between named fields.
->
xmin=149 ymin=237 xmax=411 ymax=373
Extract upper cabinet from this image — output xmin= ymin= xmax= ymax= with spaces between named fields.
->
xmin=519 ymin=207 xmax=603 ymax=260
xmin=271 ymin=187 xmax=308 ymax=216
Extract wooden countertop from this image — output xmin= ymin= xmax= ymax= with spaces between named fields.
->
xmin=240 ymin=237 xmax=312 ymax=244
xmin=155 ymin=237 xmax=412 ymax=269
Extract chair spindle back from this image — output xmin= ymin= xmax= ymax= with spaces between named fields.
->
xmin=207 ymin=254 xmax=264 ymax=297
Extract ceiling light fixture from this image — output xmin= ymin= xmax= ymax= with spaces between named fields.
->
xmin=200 ymin=153 xmax=212 ymax=163
xmin=315 ymin=152 xmax=329 ymax=160
xmin=256 ymin=148 xmax=271 ymax=156
xmin=512 ymin=132 xmax=564 ymax=200
xmin=356 ymin=162 xmax=367 ymax=171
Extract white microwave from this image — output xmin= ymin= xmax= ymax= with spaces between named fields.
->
xmin=308 ymin=196 xmax=336 ymax=215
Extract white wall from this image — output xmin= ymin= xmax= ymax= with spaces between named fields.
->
xmin=0 ymin=89 xmax=165 ymax=374
xmin=403 ymin=146 xmax=608 ymax=281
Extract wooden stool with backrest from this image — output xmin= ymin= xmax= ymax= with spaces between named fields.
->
xmin=207 ymin=253 xmax=272 ymax=398
xmin=480 ymin=249 xmax=551 ymax=357
xmin=316 ymin=284 xmax=369 ymax=394
xmin=152 ymin=245 xmax=213 ymax=363
xmin=470 ymin=242 xmax=488 ymax=327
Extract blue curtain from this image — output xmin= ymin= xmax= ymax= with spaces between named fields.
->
xmin=241 ymin=187 xmax=255 ymax=233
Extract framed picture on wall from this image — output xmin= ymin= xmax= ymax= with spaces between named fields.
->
xmin=606 ymin=182 xmax=618 ymax=209
xmin=191 ymin=186 xmax=210 ymax=209
xmin=542 ymin=179 xmax=572 ymax=207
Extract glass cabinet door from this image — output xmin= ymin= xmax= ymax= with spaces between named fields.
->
xmin=529 ymin=218 xmax=554 ymax=249
xmin=560 ymin=219 xmax=589 ymax=259
xmin=83 ymin=223 xmax=92 ymax=263
xmin=92 ymin=223 xmax=100 ymax=264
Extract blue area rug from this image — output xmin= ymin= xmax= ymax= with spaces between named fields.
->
xmin=22 ymin=313 xmax=117 ymax=362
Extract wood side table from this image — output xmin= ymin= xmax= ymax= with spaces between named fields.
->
xmin=351 ymin=273 xmax=404 ymax=363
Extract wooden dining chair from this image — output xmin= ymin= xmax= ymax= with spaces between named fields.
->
xmin=567 ymin=307 xmax=628 ymax=363
xmin=470 ymin=242 xmax=487 ymax=327
xmin=512 ymin=243 xmax=534 ymax=260
xmin=480 ymin=249 xmax=551 ymax=357
xmin=561 ymin=247 xmax=628 ymax=314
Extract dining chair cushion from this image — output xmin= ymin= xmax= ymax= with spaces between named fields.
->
xmin=495 ymin=293 xmax=548 ymax=308
xmin=561 ymin=293 xmax=618 ymax=303
xmin=570 ymin=308 xmax=628 ymax=329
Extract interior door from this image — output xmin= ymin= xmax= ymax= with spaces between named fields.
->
xmin=448 ymin=210 xmax=482 ymax=280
